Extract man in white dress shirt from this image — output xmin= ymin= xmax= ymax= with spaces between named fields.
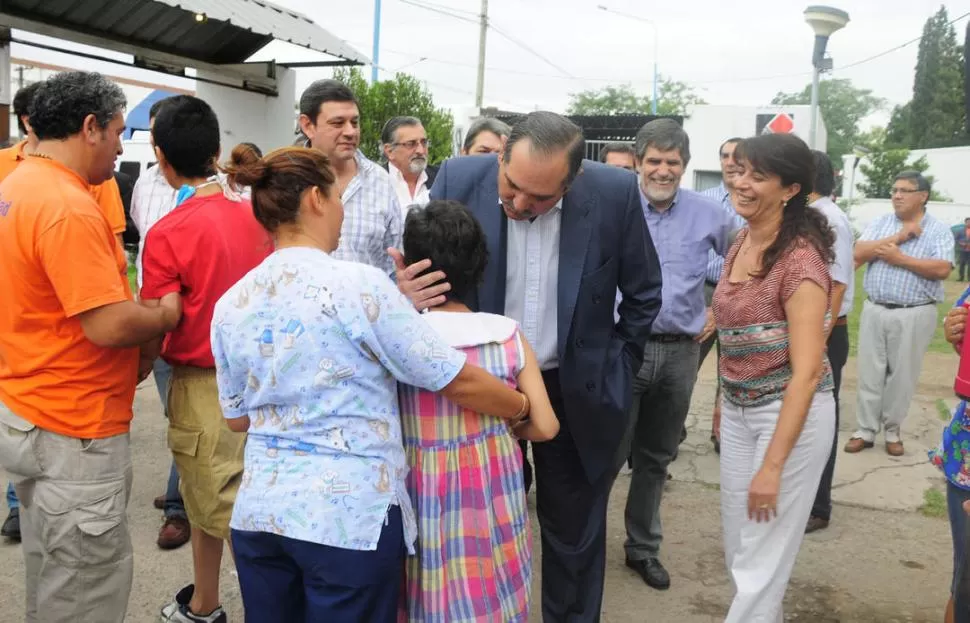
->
xmin=381 ymin=116 xmax=436 ymax=217
xmin=805 ymin=150 xmax=855 ymax=533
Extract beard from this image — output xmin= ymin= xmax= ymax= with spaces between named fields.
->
xmin=408 ymin=157 xmax=427 ymax=175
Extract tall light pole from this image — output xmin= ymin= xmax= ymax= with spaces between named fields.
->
xmin=371 ymin=0 xmax=382 ymax=83
xmin=597 ymin=5 xmax=658 ymax=114
xmin=804 ymin=6 xmax=849 ymax=148
xmin=475 ymin=0 xmax=489 ymax=109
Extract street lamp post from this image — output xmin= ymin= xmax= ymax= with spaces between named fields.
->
xmin=597 ymin=5 xmax=658 ymax=115
xmin=804 ymin=6 xmax=849 ymax=149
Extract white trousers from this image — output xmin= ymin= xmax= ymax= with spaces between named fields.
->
xmin=720 ymin=391 xmax=835 ymax=623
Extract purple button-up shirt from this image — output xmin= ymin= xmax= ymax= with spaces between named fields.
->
xmin=642 ymin=188 xmax=733 ymax=336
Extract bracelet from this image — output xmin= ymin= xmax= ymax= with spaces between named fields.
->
xmin=513 ymin=393 xmax=528 ymax=420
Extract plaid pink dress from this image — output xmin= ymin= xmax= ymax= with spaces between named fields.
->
xmin=398 ymin=311 xmax=532 ymax=622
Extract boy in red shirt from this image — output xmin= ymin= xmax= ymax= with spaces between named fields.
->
xmin=140 ymin=95 xmax=272 ymax=623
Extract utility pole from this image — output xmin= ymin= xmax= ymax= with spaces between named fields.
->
xmin=474 ymin=0 xmax=488 ymax=110
xmin=371 ymin=0 xmax=382 ymax=84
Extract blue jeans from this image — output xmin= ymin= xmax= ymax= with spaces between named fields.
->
xmin=154 ymin=359 xmax=186 ymax=520
xmin=6 ymin=482 xmax=17 ymax=511
xmin=948 ymin=482 xmax=970 ymax=623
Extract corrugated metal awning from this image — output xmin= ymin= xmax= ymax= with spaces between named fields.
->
xmin=0 ymin=0 xmax=368 ymax=65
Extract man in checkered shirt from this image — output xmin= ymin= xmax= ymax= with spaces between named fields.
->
xmin=847 ymin=170 xmax=954 ymax=457
xmin=297 ymin=79 xmax=402 ymax=276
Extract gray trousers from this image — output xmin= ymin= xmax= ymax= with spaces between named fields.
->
xmin=0 ymin=405 xmax=133 ymax=623
xmin=624 ymin=338 xmax=700 ymax=560
xmin=854 ymin=300 xmax=937 ymax=443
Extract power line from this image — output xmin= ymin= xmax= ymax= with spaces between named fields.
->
xmin=836 ymin=9 xmax=970 ymax=72
xmin=487 ymin=23 xmax=577 ymax=80
xmin=398 ymin=0 xmax=478 ymax=24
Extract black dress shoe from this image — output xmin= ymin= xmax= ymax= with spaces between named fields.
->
xmin=625 ymin=556 xmax=670 ymax=590
xmin=1 ymin=508 xmax=20 ymax=541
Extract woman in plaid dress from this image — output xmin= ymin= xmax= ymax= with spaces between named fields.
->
xmin=398 ymin=201 xmax=558 ymax=622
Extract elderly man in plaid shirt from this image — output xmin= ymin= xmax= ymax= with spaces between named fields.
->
xmin=848 ymin=170 xmax=953 ymax=456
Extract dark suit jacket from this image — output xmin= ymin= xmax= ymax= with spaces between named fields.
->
xmin=430 ymin=154 xmax=662 ymax=482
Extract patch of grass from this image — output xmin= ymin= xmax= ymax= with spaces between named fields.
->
xmin=938 ymin=398 xmax=955 ymax=421
xmin=127 ymin=264 xmax=137 ymax=293
xmin=919 ymin=487 xmax=947 ymax=519
xmin=847 ymin=267 xmax=962 ymax=357
xmin=699 ymin=481 xmax=721 ymax=491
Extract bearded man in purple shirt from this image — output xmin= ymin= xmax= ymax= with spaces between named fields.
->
xmin=620 ymin=119 xmax=734 ymax=591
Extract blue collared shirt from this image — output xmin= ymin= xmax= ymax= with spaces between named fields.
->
xmin=642 ymin=188 xmax=733 ymax=335
xmin=859 ymin=211 xmax=954 ymax=305
xmin=700 ymin=181 xmax=746 ymax=283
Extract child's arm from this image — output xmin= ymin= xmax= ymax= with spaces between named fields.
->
xmin=511 ymin=334 xmax=559 ymax=442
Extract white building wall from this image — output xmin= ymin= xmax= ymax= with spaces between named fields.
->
xmin=849 ymin=146 xmax=970 ymax=204
xmin=849 ymin=198 xmax=970 ymax=234
xmin=196 ymin=66 xmax=297 ymax=157
xmin=682 ymin=104 xmax=827 ymax=191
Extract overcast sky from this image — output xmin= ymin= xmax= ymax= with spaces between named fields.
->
xmin=12 ymin=0 xmax=969 ymax=128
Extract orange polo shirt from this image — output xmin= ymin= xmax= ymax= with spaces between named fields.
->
xmin=0 ymin=157 xmax=138 ymax=438
xmin=0 ymin=140 xmax=126 ymax=234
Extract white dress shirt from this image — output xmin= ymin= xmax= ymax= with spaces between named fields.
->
xmin=504 ymin=200 xmax=561 ymax=370
xmin=810 ymin=196 xmax=855 ymax=317
xmin=130 ymin=164 xmax=178 ymax=288
xmin=388 ymin=162 xmax=430 ymax=219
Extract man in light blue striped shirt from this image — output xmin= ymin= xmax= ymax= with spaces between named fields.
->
xmin=847 ymin=170 xmax=954 ymax=457
xmin=298 ymin=80 xmax=402 ymax=277
xmin=697 ymin=138 xmax=745 ymax=452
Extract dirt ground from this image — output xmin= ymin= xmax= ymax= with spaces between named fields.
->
xmin=0 ymin=352 xmax=957 ymax=622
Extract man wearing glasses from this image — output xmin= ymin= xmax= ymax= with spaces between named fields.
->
xmin=382 ymin=116 xmax=437 ymax=216
xmin=849 ymin=170 xmax=954 ymax=457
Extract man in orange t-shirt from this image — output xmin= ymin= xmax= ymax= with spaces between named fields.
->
xmin=0 ymin=71 xmax=179 ymax=623
xmin=0 ymin=81 xmax=127 ymax=247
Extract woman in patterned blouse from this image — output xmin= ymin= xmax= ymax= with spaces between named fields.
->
xmin=711 ymin=133 xmax=836 ymax=621
xmin=211 ymin=147 xmax=533 ymax=623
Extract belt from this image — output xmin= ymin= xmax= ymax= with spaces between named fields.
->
xmin=834 ymin=316 xmax=848 ymax=327
xmin=869 ymin=299 xmax=935 ymax=310
xmin=648 ymin=333 xmax=693 ymax=343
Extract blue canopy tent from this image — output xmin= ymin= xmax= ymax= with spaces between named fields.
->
xmin=124 ymin=90 xmax=178 ymax=139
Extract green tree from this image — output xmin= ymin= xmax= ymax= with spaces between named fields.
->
xmin=771 ymin=78 xmax=884 ymax=164
xmin=331 ymin=68 xmax=454 ymax=164
xmin=902 ymin=6 xmax=966 ymax=148
xmin=884 ymin=102 xmax=912 ymax=148
xmin=857 ymin=149 xmax=946 ymax=200
xmin=566 ymin=78 xmax=706 ymax=116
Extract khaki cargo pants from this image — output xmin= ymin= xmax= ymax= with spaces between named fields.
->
xmin=0 ymin=404 xmax=133 ymax=623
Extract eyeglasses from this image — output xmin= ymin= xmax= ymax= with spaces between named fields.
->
xmin=391 ymin=139 xmax=430 ymax=150
xmin=890 ymin=187 xmax=924 ymax=196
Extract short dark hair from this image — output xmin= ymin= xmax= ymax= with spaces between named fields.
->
xmin=894 ymin=170 xmax=931 ymax=194
xmin=149 ymin=97 xmax=173 ymax=121
xmin=299 ymin=79 xmax=358 ymax=125
xmin=381 ymin=116 xmax=423 ymax=145
xmin=462 ymin=117 xmax=511 ymax=153
xmin=12 ymin=82 xmax=42 ymax=135
xmin=403 ymin=200 xmax=488 ymax=303
xmin=810 ymin=150 xmax=835 ymax=197
xmin=598 ymin=142 xmax=635 ymax=163
xmin=719 ymin=137 xmax=743 ymax=156
xmin=29 ymin=71 xmax=126 ymax=141
xmin=152 ymin=95 xmax=220 ymax=179
xmin=634 ymin=119 xmax=690 ymax=165
xmin=504 ymin=111 xmax=585 ymax=185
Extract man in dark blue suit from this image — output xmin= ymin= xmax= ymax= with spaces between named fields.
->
xmin=391 ymin=112 xmax=662 ymax=621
